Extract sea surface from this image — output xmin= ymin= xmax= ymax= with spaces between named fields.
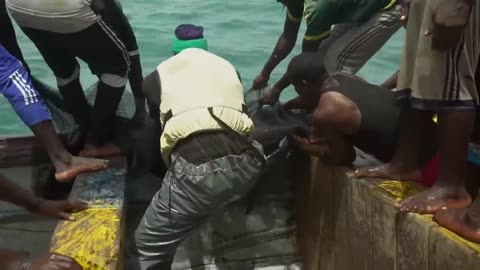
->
xmin=0 ymin=0 xmax=404 ymax=135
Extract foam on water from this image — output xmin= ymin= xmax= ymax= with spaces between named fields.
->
xmin=0 ymin=0 xmax=404 ymax=135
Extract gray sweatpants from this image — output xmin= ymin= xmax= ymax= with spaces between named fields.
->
xmin=318 ymin=7 xmax=401 ymax=74
xmin=132 ymin=141 xmax=265 ymax=270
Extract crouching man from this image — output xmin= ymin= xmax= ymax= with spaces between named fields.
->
xmin=282 ymin=52 xmax=436 ymax=175
xmin=129 ymin=45 xmax=266 ymax=269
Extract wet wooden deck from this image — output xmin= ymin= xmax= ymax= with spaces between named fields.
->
xmin=296 ymin=155 xmax=480 ymax=270
xmin=49 ymin=156 xmax=127 ymax=270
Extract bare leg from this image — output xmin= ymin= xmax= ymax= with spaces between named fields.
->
xmin=354 ymin=110 xmax=433 ymax=181
xmin=30 ymin=121 xmax=109 ymax=181
xmin=397 ymin=111 xmax=473 ymax=213
xmin=434 ymin=190 xmax=480 ymax=243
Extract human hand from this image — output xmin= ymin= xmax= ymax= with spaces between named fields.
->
xmin=261 ymin=87 xmax=281 ymax=106
xmin=29 ymin=254 xmax=82 ymax=270
xmin=291 ymin=135 xmax=329 ymax=157
xmin=32 ymin=200 xmax=88 ymax=221
xmin=252 ymin=73 xmax=270 ymax=90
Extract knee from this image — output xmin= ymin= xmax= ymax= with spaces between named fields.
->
xmin=56 ymin=66 xmax=80 ymax=87
xmin=100 ymin=73 xmax=128 ymax=88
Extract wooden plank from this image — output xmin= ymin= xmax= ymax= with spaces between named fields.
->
xmin=0 ymin=136 xmax=49 ymax=167
xmin=297 ymin=156 xmax=336 ymax=270
xmin=370 ymin=188 xmax=397 ymax=270
xmin=429 ymin=222 xmax=480 ymax=270
xmin=294 ymin=152 xmax=311 ymax=268
xmin=0 ymin=213 xmax=56 ymax=256
xmin=396 ymin=213 xmax=431 ymax=270
xmin=312 ymin=158 xmax=336 ymax=270
xmin=348 ymin=176 xmax=375 ymax=270
xmin=333 ymin=168 xmax=352 ymax=270
xmin=49 ymin=156 xmax=126 ymax=270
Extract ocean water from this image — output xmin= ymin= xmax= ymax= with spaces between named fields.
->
xmin=0 ymin=0 xmax=404 ymax=135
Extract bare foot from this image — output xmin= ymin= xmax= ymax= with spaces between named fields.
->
xmin=434 ymin=207 xmax=480 ymax=243
xmin=354 ymin=163 xmax=421 ymax=181
xmin=80 ymin=143 xmax=122 ymax=158
xmin=54 ymin=156 xmax=109 ymax=182
xmin=396 ymin=185 xmax=471 ymax=214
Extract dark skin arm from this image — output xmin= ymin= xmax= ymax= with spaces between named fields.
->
xmin=292 ymin=92 xmax=359 ymax=166
xmin=0 ymin=174 xmax=87 ymax=220
xmin=142 ymin=70 xmax=161 ymax=108
xmin=252 ymin=15 xmax=301 ymax=90
xmin=0 ymin=175 xmax=86 ymax=269
xmin=282 ymin=96 xmax=304 ymax=111
xmin=262 ymin=37 xmax=325 ymax=105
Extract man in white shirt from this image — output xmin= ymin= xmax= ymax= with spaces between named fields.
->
xmin=6 ymin=0 xmax=132 ymax=157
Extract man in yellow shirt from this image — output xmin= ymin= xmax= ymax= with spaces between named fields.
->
xmin=129 ymin=25 xmax=266 ymax=270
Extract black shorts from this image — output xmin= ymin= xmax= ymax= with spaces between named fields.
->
xmin=21 ymin=20 xmax=130 ymax=80
xmin=102 ymin=0 xmax=139 ymax=56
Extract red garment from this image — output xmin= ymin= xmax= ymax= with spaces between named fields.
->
xmin=420 ymin=153 xmax=439 ymax=187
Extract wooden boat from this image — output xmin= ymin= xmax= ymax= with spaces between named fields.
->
xmin=2 ymin=92 xmax=480 ymax=269
xmin=0 ymin=134 xmax=57 ymax=256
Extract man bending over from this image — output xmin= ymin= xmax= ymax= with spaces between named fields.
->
xmin=282 ymin=53 xmax=436 ymax=179
xmin=129 ymin=28 xmax=265 ymax=269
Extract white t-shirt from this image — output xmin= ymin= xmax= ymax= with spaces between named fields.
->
xmin=6 ymin=0 xmax=98 ymax=33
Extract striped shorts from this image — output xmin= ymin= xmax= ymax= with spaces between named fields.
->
xmin=0 ymin=66 xmax=51 ymax=127
xmin=317 ymin=6 xmax=402 ymax=75
xmin=396 ymin=0 xmax=480 ymax=111
xmin=17 ymin=20 xmax=131 ymax=89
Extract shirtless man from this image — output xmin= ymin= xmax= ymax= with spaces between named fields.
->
xmin=252 ymin=0 xmax=401 ymax=104
xmin=280 ymin=52 xmax=436 ymax=172
xmin=0 ymin=173 xmax=84 ymax=269
xmin=355 ymin=0 xmax=479 ymax=215
xmin=6 ymin=0 xmax=132 ymax=157
xmin=0 ymin=43 xmax=108 ymax=181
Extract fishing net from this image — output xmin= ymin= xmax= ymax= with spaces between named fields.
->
xmin=31 ymin=76 xmax=136 ymax=150
xmin=30 ymin=76 xmax=138 ymax=198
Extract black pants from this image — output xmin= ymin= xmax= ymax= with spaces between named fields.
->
xmin=102 ymin=0 xmax=139 ymax=55
xmin=21 ymin=20 xmax=130 ymax=144
xmin=21 ymin=21 xmax=129 ymax=81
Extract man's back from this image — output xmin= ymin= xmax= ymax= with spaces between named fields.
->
xmin=325 ymin=73 xmax=401 ymax=161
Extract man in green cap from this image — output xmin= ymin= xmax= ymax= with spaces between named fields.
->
xmin=128 ymin=25 xmax=265 ymax=270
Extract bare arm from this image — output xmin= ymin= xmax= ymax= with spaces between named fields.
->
xmin=259 ymin=15 xmax=301 ymax=80
xmin=310 ymin=94 xmax=359 ymax=165
xmin=282 ymin=96 xmax=304 ymax=111
xmin=0 ymin=174 xmax=41 ymax=212
xmin=142 ymin=70 xmax=161 ymax=108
